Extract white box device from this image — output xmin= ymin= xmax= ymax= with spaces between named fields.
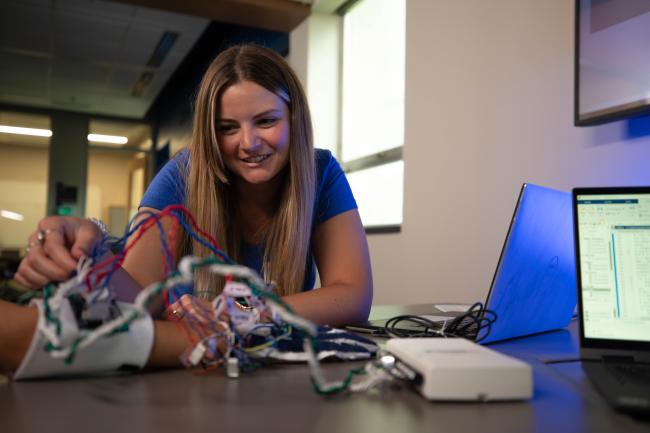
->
xmin=386 ymin=338 xmax=533 ymax=401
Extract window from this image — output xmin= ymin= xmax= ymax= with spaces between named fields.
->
xmin=339 ymin=0 xmax=405 ymax=231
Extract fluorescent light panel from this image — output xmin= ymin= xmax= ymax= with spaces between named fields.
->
xmin=0 ymin=125 xmax=52 ymax=137
xmin=0 ymin=209 xmax=25 ymax=221
xmin=0 ymin=125 xmax=128 ymax=145
xmin=87 ymin=134 xmax=128 ymax=145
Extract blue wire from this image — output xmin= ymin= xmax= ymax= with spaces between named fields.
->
xmin=96 ymin=211 xmax=172 ymax=288
xmin=89 ymin=207 xmax=234 ymax=292
xmin=131 ymin=210 xmax=175 ymax=271
xmin=170 ymin=209 xmax=233 ymax=264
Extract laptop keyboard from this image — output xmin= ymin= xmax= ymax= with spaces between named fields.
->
xmin=606 ymin=363 xmax=650 ymax=386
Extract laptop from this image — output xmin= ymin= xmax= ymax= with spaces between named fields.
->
xmin=573 ymin=187 xmax=650 ymax=416
xmin=349 ymin=183 xmax=577 ymax=344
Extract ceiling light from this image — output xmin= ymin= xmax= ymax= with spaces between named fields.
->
xmin=88 ymin=134 xmax=128 ymax=145
xmin=0 ymin=125 xmax=52 ymax=137
xmin=0 ymin=209 xmax=25 ymax=222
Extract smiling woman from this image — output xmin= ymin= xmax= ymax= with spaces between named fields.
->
xmin=175 ymin=44 xmax=322 ymax=299
xmin=6 ymin=44 xmax=372 ymax=374
xmin=216 ymin=81 xmax=291 ymax=187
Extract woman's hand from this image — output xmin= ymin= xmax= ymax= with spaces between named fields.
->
xmin=14 ymin=216 xmax=103 ymax=289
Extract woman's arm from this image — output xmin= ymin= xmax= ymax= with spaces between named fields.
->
xmin=282 ymin=209 xmax=373 ymax=326
xmin=0 ymin=301 xmax=38 ymax=373
xmin=5 ymin=209 xmax=188 ymax=374
xmin=0 ymin=300 xmax=186 ymax=374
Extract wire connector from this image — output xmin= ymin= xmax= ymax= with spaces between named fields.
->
xmin=226 ymin=356 xmax=239 ymax=378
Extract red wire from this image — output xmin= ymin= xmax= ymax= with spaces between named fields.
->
xmin=157 ymin=205 xmax=222 ymax=251
xmin=86 ymin=204 xmax=224 ymax=292
xmin=165 ymin=289 xmax=172 ymax=309
xmin=168 ymin=216 xmax=180 ymax=263
xmin=86 ymin=215 xmax=160 ymax=290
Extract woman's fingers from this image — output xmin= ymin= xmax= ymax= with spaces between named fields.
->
xmin=14 ymin=216 xmax=90 ymax=289
xmin=69 ymin=220 xmax=102 ymax=260
xmin=24 ymin=246 xmax=70 ymax=282
xmin=16 ymin=238 xmax=71 ymax=289
xmin=15 ymin=258 xmax=50 ymax=289
xmin=40 ymin=229 xmax=78 ymax=274
xmin=179 ymin=295 xmax=216 ymax=325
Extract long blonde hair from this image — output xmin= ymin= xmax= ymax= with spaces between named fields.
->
xmin=180 ymin=44 xmax=315 ymax=298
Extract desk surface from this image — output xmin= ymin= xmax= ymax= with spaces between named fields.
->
xmin=1 ymin=305 xmax=648 ymax=433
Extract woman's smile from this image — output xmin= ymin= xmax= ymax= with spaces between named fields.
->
xmin=240 ymin=153 xmax=272 ymax=165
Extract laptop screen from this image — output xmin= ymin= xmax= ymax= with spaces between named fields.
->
xmin=576 ymin=192 xmax=650 ymax=344
xmin=480 ymin=183 xmax=576 ymax=344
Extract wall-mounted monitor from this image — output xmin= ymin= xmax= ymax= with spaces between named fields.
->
xmin=575 ymin=0 xmax=650 ymax=126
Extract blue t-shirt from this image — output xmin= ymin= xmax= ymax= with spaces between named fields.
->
xmin=140 ymin=148 xmax=357 ymax=291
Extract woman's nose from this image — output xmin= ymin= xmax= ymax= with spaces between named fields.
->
xmin=241 ymin=126 xmax=261 ymax=152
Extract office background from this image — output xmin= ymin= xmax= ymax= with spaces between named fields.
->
xmin=350 ymin=0 xmax=650 ymax=306
xmin=1 ymin=0 xmax=650 ymax=308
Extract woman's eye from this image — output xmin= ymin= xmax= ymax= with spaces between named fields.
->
xmin=217 ymin=124 xmax=237 ymax=134
xmin=257 ymin=117 xmax=278 ymax=127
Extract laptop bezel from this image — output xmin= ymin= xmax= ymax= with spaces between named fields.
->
xmin=483 ymin=184 xmax=526 ymax=309
xmin=573 ymin=186 xmax=650 ymax=353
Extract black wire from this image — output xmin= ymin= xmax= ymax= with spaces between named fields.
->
xmin=382 ymin=302 xmax=498 ymax=342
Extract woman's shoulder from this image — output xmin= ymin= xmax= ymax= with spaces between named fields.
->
xmin=174 ymin=148 xmax=191 ymax=167
xmin=314 ymin=148 xmax=334 ymax=164
xmin=314 ymin=148 xmax=340 ymax=179
xmin=313 ymin=148 xmax=357 ymax=224
xmin=140 ymin=148 xmax=189 ymax=209
xmin=163 ymin=148 xmax=191 ymax=178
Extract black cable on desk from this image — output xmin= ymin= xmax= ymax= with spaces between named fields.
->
xmin=382 ymin=302 xmax=497 ymax=342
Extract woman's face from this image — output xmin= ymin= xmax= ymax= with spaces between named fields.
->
xmin=216 ymin=80 xmax=291 ymax=186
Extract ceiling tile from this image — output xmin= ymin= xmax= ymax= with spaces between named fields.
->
xmin=0 ymin=2 xmax=51 ymax=52
xmin=51 ymin=59 xmax=110 ymax=92
xmin=121 ymin=24 xmax=164 ymax=65
xmin=105 ymin=68 xmax=143 ymax=96
xmin=51 ymin=88 xmax=97 ymax=110
xmin=0 ymin=52 xmax=50 ymax=91
xmin=54 ymin=10 xmax=128 ymax=48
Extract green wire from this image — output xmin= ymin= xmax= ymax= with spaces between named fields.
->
xmin=43 ymin=283 xmax=61 ymax=336
xmin=64 ymin=337 xmax=82 ymax=364
xmin=312 ymin=366 xmax=367 ymax=396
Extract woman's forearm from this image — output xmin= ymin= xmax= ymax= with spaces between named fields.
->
xmin=0 ymin=300 xmax=38 ymax=373
xmin=282 ymin=283 xmax=372 ymax=327
xmin=0 ymin=300 xmax=187 ymax=375
xmin=147 ymin=320 xmax=187 ymax=367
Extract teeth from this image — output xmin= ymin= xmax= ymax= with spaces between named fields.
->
xmin=244 ymin=154 xmax=269 ymax=163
